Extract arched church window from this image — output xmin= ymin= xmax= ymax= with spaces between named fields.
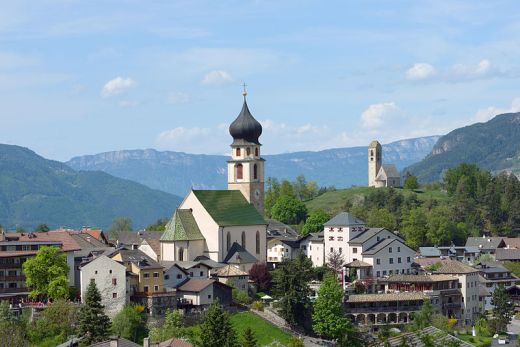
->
xmin=236 ymin=164 xmax=243 ymax=180
xmin=227 ymin=232 xmax=231 ymax=251
xmin=255 ymin=147 xmax=259 ymax=156
xmin=236 ymin=148 xmax=241 ymax=157
xmin=256 ymin=231 xmax=260 ymax=254
xmin=246 ymin=147 xmax=251 ymax=156
xmin=178 ymin=247 xmax=184 ymax=261
xmin=370 ymin=150 xmax=373 ymax=156
xmin=253 ymin=164 xmax=258 ymax=180
xmin=241 ymin=231 xmax=246 ymax=248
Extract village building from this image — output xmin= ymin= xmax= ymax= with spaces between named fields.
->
xmin=419 ymin=245 xmax=480 ymax=264
xmin=368 ymin=140 xmax=400 ymax=188
xmin=476 ymin=262 xmax=518 ymax=310
xmin=211 ymin=264 xmax=249 ymax=292
xmin=176 ymin=278 xmax=232 ymax=307
xmin=465 ymin=236 xmax=506 ymax=255
xmin=79 ymin=254 xmax=127 ymax=317
xmin=299 ymin=232 xmax=325 ymax=267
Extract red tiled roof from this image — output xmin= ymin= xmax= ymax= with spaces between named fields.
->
xmin=159 ymin=338 xmax=193 ymax=347
xmin=7 ymin=231 xmax=81 ymax=252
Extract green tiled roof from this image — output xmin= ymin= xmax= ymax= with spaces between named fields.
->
xmin=161 ymin=209 xmax=204 ymax=241
xmin=192 ymin=190 xmax=266 ymax=226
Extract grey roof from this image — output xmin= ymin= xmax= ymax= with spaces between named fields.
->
xmin=112 ymin=249 xmax=162 ymax=269
xmin=280 ymin=239 xmax=300 ymax=248
xmin=160 ymin=261 xmax=210 ymax=271
xmin=369 ymin=140 xmax=381 ymax=148
xmin=300 ymin=231 xmax=324 ymax=243
xmin=362 ymin=238 xmax=409 ymax=256
xmin=349 ymin=228 xmax=396 ymax=245
xmin=193 ymin=255 xmax=227 ymax=268
xmin=88 ymin=337 xmax=141 ymax=347
xmin=223 ymin=242 xmax=257 ymax=264
xmin=477 ymin=265 xmax=510 ymax=274
xmin=71 ymin=233 xmax=107 ymax=249
xmin=465 ymin=236 xmax=505 ymax=250
xmin=112 ymin=231 xmax=162 ymax=246
xmin=496 ymin=248 xmax=520 ymax=261
xmin=266 ymin=219 xmax=299 ymax=239
xmin=420 ymin=247 xmax=442 ymax=257
xmin=324 ymin=212 xmax=365 ymax=227
xmin=376 ymin=164 xmax=400 ymax=180
xmin=229 ymin=99 xmax=262 ymax=145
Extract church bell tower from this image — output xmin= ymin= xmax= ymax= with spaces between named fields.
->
xmin=227 ymin=89 xmax=265 ymax=215
xmin=368 ymin=140 xmax=382 ymax=187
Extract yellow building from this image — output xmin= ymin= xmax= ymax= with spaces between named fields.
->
xmin=111 ymin=249 xmax=164 ymax=293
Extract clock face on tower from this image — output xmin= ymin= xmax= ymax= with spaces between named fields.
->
xmin=254 ymin=189 xmax=261 ymax=200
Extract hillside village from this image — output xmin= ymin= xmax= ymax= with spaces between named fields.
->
xmin=1 ymin=96 xmax=520 ymax=347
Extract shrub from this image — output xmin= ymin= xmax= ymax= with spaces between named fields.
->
xmin=233 ymin=289 xmax=252 ymax=305
xmin=251 ymin=301 xmax=264 ymax=311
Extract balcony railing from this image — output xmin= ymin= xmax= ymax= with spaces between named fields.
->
xmin=346 ymin=306 xmax=422 ymax=314
xmin=0 ymin=264 xmax=23 ymax=269
xmin=0 ymin=275 xmax=25 ymax=281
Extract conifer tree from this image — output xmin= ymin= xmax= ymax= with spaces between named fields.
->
xmin=242 ymin=327 xmax=257 ymax=347
xmin=199 ymin=302 xmax=237 ymax=347
xmin=77 ymin=281 xmax=111 ymax=346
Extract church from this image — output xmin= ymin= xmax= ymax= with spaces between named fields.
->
xmin=368 ymin=140 xmax=400 ymax=188
xmin=160 ymin=92 xmax=268 ymax=271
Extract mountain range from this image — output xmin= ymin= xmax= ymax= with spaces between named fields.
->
xmin=406 ymin=112 xmax=520 ymax=183
xmin=67 ymin=136 xmax=440 ymax=196
xmin=0 ymin=144 xmax=182 ymax=230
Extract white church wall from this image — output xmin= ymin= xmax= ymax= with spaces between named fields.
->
xmin=222 ymin=225 xmax=266 ymax=263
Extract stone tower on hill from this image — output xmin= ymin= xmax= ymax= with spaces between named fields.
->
xmin=368 ymin=140 xmax=400 ymax=188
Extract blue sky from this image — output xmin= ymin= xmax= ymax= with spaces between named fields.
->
xmin=1 ymin=0 xmax=520 ymax=160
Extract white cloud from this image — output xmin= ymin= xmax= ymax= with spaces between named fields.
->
xmin=167 ymin=92 xmax=190 ymax=104
xmin=450 ymin=59 xmax=496 ymax=80
xmin=360 ymin=102 xmax=398 ymax=129
xmin=101 ymin=76 xmax=137 ymax=97
xmin=406 ymin=63 xmax=436 ymax=80
xmin=474 ymin=97 xmax=520 ymax=122
xmin=201 ymin=70 xmax=234 ymax=86
xmin=156 ymin=127 xmax=211 ymax=145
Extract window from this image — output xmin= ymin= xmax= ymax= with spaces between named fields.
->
xmin=389 ymin=270 xmax=393 ymax=275
xmin=154 ymin=285 xmax=159 ymax=292
xmin=338 ymin=236 xmax=343 ymax=241
xmin=109 ymin=270 xmax=112 ymax=274
xmin=398 ymin=257 xmax=402 ymax=264
xmin=190 ymin=272 xmax=193 ymax=277
xmin=383 ymin=270 xmax=387 ymax=276
xmin=165 ymin=275 xmax=170 ymax=280
xmin=253 ymin=164 xmax=258 ymax=180
xmin=153 ymin=272 xmax=159 ymax=278
xmin=302 ymin=245 xmax=307 ymax=250
xmin=339 ymin=247 xmax=342 ymax=254
xmin=208 ymin=294 xmax=212 ymax=299
xmin=90 ymin=278 xmax=95 ymax=284
xmin=353 ymin=247 xmax=357 ymax=254
xmin=227 ymin=232 xmax=231 ymax=252
xmin=144 ymin=286 xmax=149 ymax=292
xmin=397 ymin=247 xmax=401 ymax=252
xmin=176 ymin=274 xmax=183 ymax=279
xmin=389 ymin=247 xmax=393 ymax=253
xmin=255 ymin=148 xmax=259 ymax=156
xmin=376 ymin=259 xmax=381 ymax=265
xmin=338 ymin=227 xmax=343 ymax=232
xmin=95 ymin=270 xmax=98 ymax=274
xmin=144 ymin=272 xmax=150 ymax=278
xmin=241 ymin=231 xmax=246 ymax=248
xmin=236 ymin=164 xmax=243 ymax=180
xmin=112 ymin=278 xmax=117 ymax=286
xmin=112 ymin=293 xmax=117 ymax=298
xmin=246 ymin=147 xmax=251 ymax=155
xmin=200 ymin=271 xmax=204 ymax=276
xmin=376 ymin=271 xmax=380 ymax=277
xmin=236 ymin=148 xmax=241 ymax=156
xmin=330 ymin=247 xmax=333 ymax=253
xmin=329 ymin=236 xmax=334 ymax=241
xmin=407 ymin=257 xmax=411 ymax=263
xmin=256 ymin=231 xmax=260 ymax=254
xmin=178 ymin=247 xmax=184 ymax=261
xmin=389 ymin=258 xmax=394 ymax=264
xmin=329 ymin=227 xmax=334 ymax=231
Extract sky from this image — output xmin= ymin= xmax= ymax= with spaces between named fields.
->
xmin=1 ymin=0 xmax=520 ymax=161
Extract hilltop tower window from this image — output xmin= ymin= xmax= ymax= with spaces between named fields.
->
xmin=256 ymin=231 xmax=260 ymax=254
xmin=227 ymin=232 xmax=231 ymax=252
xmin=253 ymin=164 xmax=258 ymax=180
xmin=178 ymin=247 xmax=184 ymax=261
xmin=236 ymin=148 xmax=241 ymax=157
xmin=255 ymin=147 xmax=259 ymax=156
xmin=236 ymin=164 xmax=243 ymax=180
xmin=241 ymin=231 xmax=246 ymax=248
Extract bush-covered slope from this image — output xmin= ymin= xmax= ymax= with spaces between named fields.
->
xmin=0 ymin=144 xmax=181 ymax=230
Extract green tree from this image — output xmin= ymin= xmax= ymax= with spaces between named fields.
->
xmin=302 ymin=209 xmax=330 ymax=235
xmin=426 ymin=205 xmax=458 ymax=246
xmin=149 ymin=309 xmax=185 ymax=343
xmin=0 ymin=319 xmax=27 ymax=347
xmin=270 ymin=195 xmax=308 ymax=225
xmin=107 ymin=217 xmax=133 ymax=238
xmin=312 ymin=272 xmax=350 ymax=339
xmin=77 ymin=281 xmax=111 ymax=346
xmin=401 ymin=208 xmax=428 ymax=249
xmin=34 ymin=223 xmax=50 ymax=232
xmin=411 ymin=299 xmax=434 ymax=331
xmin=280 ymin=180 xmax=295 ymax=198
xmin=273 ymin=252 xmax=313 ymax=327
xmin=199 ymin=302 xmax=237 ymax=347
xmin=145 ymin=218 xmax=168 ymax=231
xmin=242 ymin=327 xmax=258 ymax=347
xmin=28 ymin=299 xmax=78 ymax=345
xmin=112 ymin=305 xmax=144 ymax=342
xmin=404 ymin=174 xmax=419 ymax=190
xmin=366 ymin=208 xmax=397 ymax=231
xmin=491 ymin=285 xmax=514 ymax=333
xmin=264 ymin=177 xmax=281 ymax=217
xmin=22 ymin=246 xmax=70 ymax=300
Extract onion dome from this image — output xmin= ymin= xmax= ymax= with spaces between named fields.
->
xmin=229 ymin=97 xmax=262 ymax=145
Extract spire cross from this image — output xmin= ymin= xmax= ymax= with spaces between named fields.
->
xmin=242 ymin=82 xmax=248 ymax=98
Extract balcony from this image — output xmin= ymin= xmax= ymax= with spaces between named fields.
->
xmin=0 ymin=275 xmax=25 ymax=281
xmin=0 ymin=287 xmax=29 ymax=294
xmin=346 ymin=305 xmax=422 ymax=314
xmin=443 ymin=303 xmax=462 ymax=309
xmin=0 ymin=264 xmax=23 ymax=269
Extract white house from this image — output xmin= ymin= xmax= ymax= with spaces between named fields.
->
xmin=267 ymin=238 xmax=300 ymax=263
xmin=80 ymin=255 xmax=128 ymax=317
xmin=176 ymin=278 xmax=232 ymax=306
xmin=299 ymin=232 xmax=325 ymax=267
xmin=212 ymin=264 xmax=249 ymax=292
